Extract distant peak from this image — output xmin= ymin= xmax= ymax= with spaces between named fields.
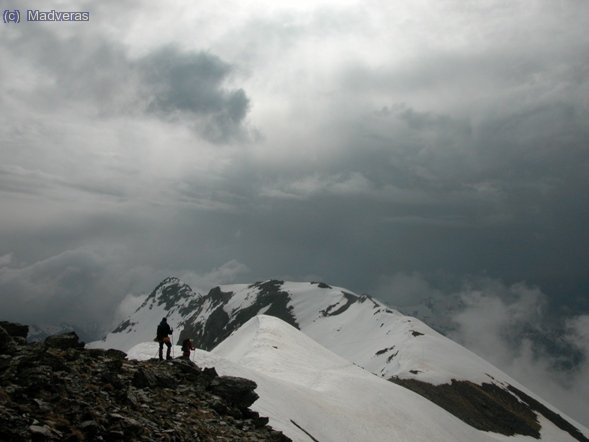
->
xmin=139 ymin=276 xmax=196 ymax=311
xmin=159 ymin=276 xmax=182 ymax=286
xmin=248 ymin=279 xmax=284 ymax=290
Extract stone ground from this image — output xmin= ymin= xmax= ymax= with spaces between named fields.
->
xmin=0 ymin=321 xmax=291 ymax=442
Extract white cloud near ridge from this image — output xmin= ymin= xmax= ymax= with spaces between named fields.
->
xmin=378 ymin=274 xmax=589 ymax=427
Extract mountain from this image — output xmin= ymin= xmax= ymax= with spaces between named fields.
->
xmin=129 ymin=315 xmax=521 ymax=442
xmin=92 ymin=278 xmax=589 ymax=441
xmin=89 ymin=276 xmax=202 ymax=351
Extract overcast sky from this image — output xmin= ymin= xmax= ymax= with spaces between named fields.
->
xmin=1 ymin=0 xmax=589 ymax=425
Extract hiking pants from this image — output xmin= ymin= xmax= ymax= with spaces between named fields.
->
xmin=159 ymin=336 xmax=171 ymax=360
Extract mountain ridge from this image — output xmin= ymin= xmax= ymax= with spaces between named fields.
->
xmin=92 ymin=277 xmax=589 ymax=441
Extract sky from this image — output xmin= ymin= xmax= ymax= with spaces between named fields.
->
xmin=1 ymin=0 xmax=588 ymax=426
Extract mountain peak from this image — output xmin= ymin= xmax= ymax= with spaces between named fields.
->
xmin=159 ymin=276 xmax=182 ymax=285
xmin=140 ymin=276 xmax=195 ymax=312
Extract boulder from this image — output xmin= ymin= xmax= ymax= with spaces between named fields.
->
xmin=0 ymin=321 xmax=29 ymax=339
xmin=208 ymin=376 xmax=259 ymax=408
xmin=132 ymin=367 xmax=158 ymax=389
xmin=0 ymin=326 xmax=17 ymax=355
xmin=44 ymin=331 xmax=84 ymax=349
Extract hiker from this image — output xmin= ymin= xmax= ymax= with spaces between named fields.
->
xmin=156 ymin=317 xmax=173 ymax=360
xmin=181 ymin=338 xmax=195 ymax=360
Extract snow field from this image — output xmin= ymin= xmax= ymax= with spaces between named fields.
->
xmin=130 ymin=315 xmax=528 ymax=442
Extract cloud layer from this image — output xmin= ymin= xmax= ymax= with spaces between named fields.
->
xmin=450 ymin=285 xmax=589 ymax=428
xmin=375 ymin=273 xmax=589 ymax=426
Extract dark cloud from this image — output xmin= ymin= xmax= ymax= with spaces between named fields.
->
xmin=0 ymin=246 xmax=250 ymax=335
xmin=139 ymin=47 xmax=250 ymax=141
xmin=2 ymin=26 xmax=250 ymax=142
xmin=0 ymin=249 xmax=127 ymax=330
xmin=141 ymin=48 xmax=247 ymax=113
xmin=1 ymin=1 xmax=587 ymax=313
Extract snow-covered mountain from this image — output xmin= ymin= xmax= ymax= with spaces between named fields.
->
xmin=128 ymin=315 xmax=546 ymax=441
xmin=92 ymin=278 xmax=589 ymax=441
xmin=89 ymin=277 xmax=202 ymax=350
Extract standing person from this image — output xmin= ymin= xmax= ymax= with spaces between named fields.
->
xmin=181 ymin=338 xmax=195 ymax=360
xmin=156 ymin=317 xmax=173 ymax=360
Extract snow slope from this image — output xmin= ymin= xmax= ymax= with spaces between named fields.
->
xmin=176 ymin=281 xmax=542 ymax=387
xmin=128 ymin=315 xmax=581 ymax=442
xmin=91 ymin=278 xmax=510 ymax=384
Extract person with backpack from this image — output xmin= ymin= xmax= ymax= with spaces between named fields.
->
xmin=181 ymin=338 xmax=195 ymax=360
xmin=156 ymin=317 xmax=173 ymax=360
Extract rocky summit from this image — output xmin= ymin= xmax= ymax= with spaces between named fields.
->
xmin=0 ymin=322 xmax=290 ymax=442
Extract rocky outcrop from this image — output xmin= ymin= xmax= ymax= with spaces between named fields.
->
xmin=0 ymin=326 xmax=18 ymax=355
xmin=179 ymin=280 xmax=299 ymax=351
xmin=0 ymin=322 xmax=290 ymax=442
xmin=44 ymin=331 xmax=85 ymax=350
xmin=391 ymin=377 xmax=588 ymax=442
xmin=0 ymin=321 xmax=28 ymax=339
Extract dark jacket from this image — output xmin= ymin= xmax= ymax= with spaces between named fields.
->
xmin=181 ymin=339 xmax=194 ymax=353
xmin=156 ymin=320 xmax=172 ymax=340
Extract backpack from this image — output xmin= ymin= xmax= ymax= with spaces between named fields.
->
xmin=156 ymin=323 xmax=166 ymax=340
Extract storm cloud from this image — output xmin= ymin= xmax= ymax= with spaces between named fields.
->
xmin=1 ymin=23 xmax=250 ymax=142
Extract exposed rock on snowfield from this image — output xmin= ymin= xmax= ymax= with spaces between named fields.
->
xmin=179 ymin=280 xmax=299 ymax=351
xmin=391 ymin=377 xmax=589 ymax=441
xmin=0 ymin=322 xmax=289 ymax=442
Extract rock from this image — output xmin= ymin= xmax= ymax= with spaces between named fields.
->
xmin=0 ymin=321 xmax=29 ymax=339
xmin=0 ymin=354 xmax=11 ymax=370
xmin=37 ymin=351 xmax=69 ymax=371
xmin=105 ymin=349 xmax=127 ymax=360
xmin=132 ymin=367 xmax=158 ymax=389
xmin=33 ymin=398 xmax=51 ymax=412
xmin=80 ymin=420 xmax=100 ymax=437
xmin=208 ymin=376 xmax=259 ymax=408
xmin=106 ymin=358 xmax=124 ymax=371
xmin=270 ymin=430 xmax=291 ymax=441
xmin=201 ymin=366 xmax=218 ymax=385
xmin=44 ymin=331 xmax=84 ymax=349
xmin=0 ymin=322 xmax=290 ymax=442
xmin=255 ymin=416 xmax=270 ymax=428
xmin=13 ymin=336 xmax=27 ymax=346
xmin=0 ymin=326 xmax=17 ymax=355
xmin=170 ymin=358 xmax=203 ymax=382
xmin=29 ymin=424 xmax=54 ymax=438
xmin=107 ymin=429 xmax=125 ymax=440
xmin=154 ymin=372 xmax=177 ymax=389
xmin=109 ymin=413 xmax=143 ymax=436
